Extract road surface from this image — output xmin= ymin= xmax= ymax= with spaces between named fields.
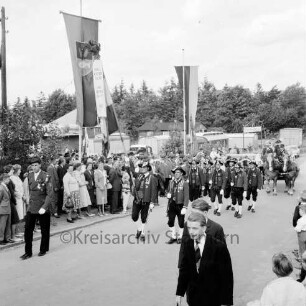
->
xmin=1 ymin=156 xmax=306 ymax=306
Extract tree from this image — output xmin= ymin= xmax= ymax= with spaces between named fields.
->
xmin=40 ymin=89 xmax=76 ymax=123
xmin=160 ymin=129 xmax=184 ymax=156
xmin=0 ymin=98 xmax=44 ymax=171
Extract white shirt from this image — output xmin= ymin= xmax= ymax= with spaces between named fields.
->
xmin=260 ymin=276 xmax=306 ymax=306
xmin=194 ymin=234 xmax=206 ymax=256
xmin=295 ymin=215 xmax=306 ymax=232
xmin=34 ymin=170 xmax=41 ymax=181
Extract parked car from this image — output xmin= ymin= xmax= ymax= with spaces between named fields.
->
xmin=285 ymin=145 xmax=300 ymax=158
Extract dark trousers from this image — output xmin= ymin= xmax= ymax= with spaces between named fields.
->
xmin=167 ymin=202 xmax=185 ymax=228
xmin=189 ymin=185 xmax=200 ymax=201
xmin=203 ymin=184 xmax=210 ymax=197
xmin=24 ymin=212 xmax=50 ymax=255
xmin=223 ymin=185 xmax=231 ymax=199
xmin=211 ymin=186 xmax=223 ymax=204
xmin=246 ymin=186 xmax=258 ymax=201
xmin=110 ymin=191 xmax=120 ymax=213
xmin=231 ymin=187 xmax=244 ymax=206
xmin=58 ymin=188 xmax=64 ymax=214
xmin=131 ymin=200 xmax=150 ymax=223
xmin=164 ymin=178 xmax=171 ymax=192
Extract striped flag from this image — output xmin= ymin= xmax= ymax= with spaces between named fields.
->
xmin=175 ymin=66 xmax=198 ymax=135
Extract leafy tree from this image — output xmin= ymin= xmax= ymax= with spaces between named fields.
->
xmin=0 ymin=98 xmax=44 ymax=171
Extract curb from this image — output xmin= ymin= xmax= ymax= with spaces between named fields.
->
xmin=0 ymin=203 xmax=166 ymax=252
xmin=0 ymin=212 xmax=132 ymax=252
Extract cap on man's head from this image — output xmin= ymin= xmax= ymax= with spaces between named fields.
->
xmin=30 ymin=156 xmax=41 ymax=165
xmin=191 ymin=198 xmax=211 ymax=212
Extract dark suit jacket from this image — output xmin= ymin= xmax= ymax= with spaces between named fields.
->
xmin=7 ymin=180 xmax=16 ymax=206
xmin=84 ymin=169 xmax=95 ymax=190
xmin=0 ymin=184 xmax=11 ymax=215
xmin=57 ymin=165 xmax=66 ymax=188
xmin=293 ymin=203 xmax=302 ymax=227
xmin=109 ymin=168 xmax=122 ymax=192
xmin=28 ymin=171 xmax=49 ymax=214
xmin=178 ymin=218 xmax=226 ymax=268
xmin=176 ymin=235 xmax=233 ymax=306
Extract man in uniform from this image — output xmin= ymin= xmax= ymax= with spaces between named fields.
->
xmin=188 ymin=159 xmax=203 ymax=202
xmin=246 ymin=161 xmax=263 ymax=213
xmin=166 ymin=166 xmax=189 ymax=244
xmin=20 ymin=156 xmax=50 ymax=259
xmin=132 ymin=161 xmax=158 ymax=241
xmin=230 ymin=162 xmax=248 ymax=219
xmin=210 ymin=159 xmax=226 ymax=216
xmin=224 ymin=157 xmax=237 ymax=211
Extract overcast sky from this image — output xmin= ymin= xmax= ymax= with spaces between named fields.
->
xmin=1 ymin=0 xmax=305 ymax=104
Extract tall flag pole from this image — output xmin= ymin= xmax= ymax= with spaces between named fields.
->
xmin=78 ymin=0 xmax=83 ymax=158
xmin=182 ymin=49 xmax=186 ymax=155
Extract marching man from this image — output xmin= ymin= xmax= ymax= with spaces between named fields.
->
xmin=209 ymin=159 xmax=226 ymax=216
xmin=166 ymin=166 xmax=189 ymax=244
xmin=246 ymin=160 xmax=263 ymax=213
xmin=132 ymin=161 xmax=158 ymax=242
xmin=230 ymin=162 xmax=248 ymax=219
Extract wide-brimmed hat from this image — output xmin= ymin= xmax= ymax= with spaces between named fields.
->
xmin=215 ymin=159 xmax=224 ymax=166
xmin=171 ymin=166 xmax=186 ymax=176
xmin=249 ymin=160 xmax=257 ymax=166
xmin=138 ymin=161 xmax=152 ymax=171
xmin=225 ymin=157 xmax=237 ymax=166
xmin=29 ymin=156 xmax=41 ymax=165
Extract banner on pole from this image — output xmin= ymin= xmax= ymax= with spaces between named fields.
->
xmin=175 ymin=66 xmax=198 ymax=135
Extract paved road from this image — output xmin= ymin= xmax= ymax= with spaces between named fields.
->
xmin=1 ymin=157 xmax=306 ymax=306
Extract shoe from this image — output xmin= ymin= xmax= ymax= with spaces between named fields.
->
xmin=236 ymin=213 xmax=242 ymax=219
xmin=20 ymin=253 xmax=32 ymax=260
xmin=38 ymin=251 xmax=47 ymax=257
xmin=234 ymin=211 xmax=238 ymax=217
xmin=54 ymin=213 xmax=60 ymax=218
xmin=231 ymin=207 xmax=235 ymax=211
xmin=136 ymin=230 xmax=142 ymax=239
xmin=0 ymin=240 xmax=8 ymax=245
xmin=166 ymin=238 xmax=177 ymax=244
xmin=140 ymin=234 xmax=145 ymax=242
xmin=177 ymin=238 xmax=182 ymax=244
xmin=251 ymin=208 xmax=255 ymax=213
xmin=213 ymin=209 xmax=217 ymax=215
xmin=216 ymin=212 xmax=221 ymax=216
xmin=248 ymin=206 xmax=252 ymax=211
xmin=226 ymin=205 xmax=231 ymax=210
xmin=77 ymin=215 xmax=84 ymax=219
xmin=8 ymin=238 xmax=23 ymax=243
xmin=67 ymin=219 xmax=74 ymax=223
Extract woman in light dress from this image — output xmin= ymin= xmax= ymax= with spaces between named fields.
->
xmin=10 ymin=165 xmax=24 ymax=220
xmin=73 ymin=162 xmax=93 ymax=218
xmin=63 ymin=163 xmax=81 ymax=223
xmin=94 ymin=160 xmax=107 ymax=216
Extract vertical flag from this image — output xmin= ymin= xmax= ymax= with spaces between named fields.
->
xmin=175 ymin=66 xmax=199 ymax=135
xmin=62 ymin=12 xmax=99 ymax=127
xmin=62 ymin=12 xmax=119 ymax=155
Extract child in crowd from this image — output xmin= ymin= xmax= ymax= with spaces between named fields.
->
xmin=294 ymin=204 xmax=306 ymax=260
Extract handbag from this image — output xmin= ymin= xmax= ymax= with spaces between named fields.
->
xmin=106 ymin=182 xmax=112 ymax=189
xmin=65 ymin=197 xmax=74 ymax=209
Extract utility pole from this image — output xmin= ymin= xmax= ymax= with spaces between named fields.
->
xmin=0 ymin=6 xmax=7 ymax=120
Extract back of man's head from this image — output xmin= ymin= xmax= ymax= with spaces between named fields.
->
xmin=191 ymin=198 xmax=210 ymax=212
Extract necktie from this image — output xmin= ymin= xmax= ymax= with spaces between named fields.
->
xmin=195 ymin=240 xmax=201 ymax=272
